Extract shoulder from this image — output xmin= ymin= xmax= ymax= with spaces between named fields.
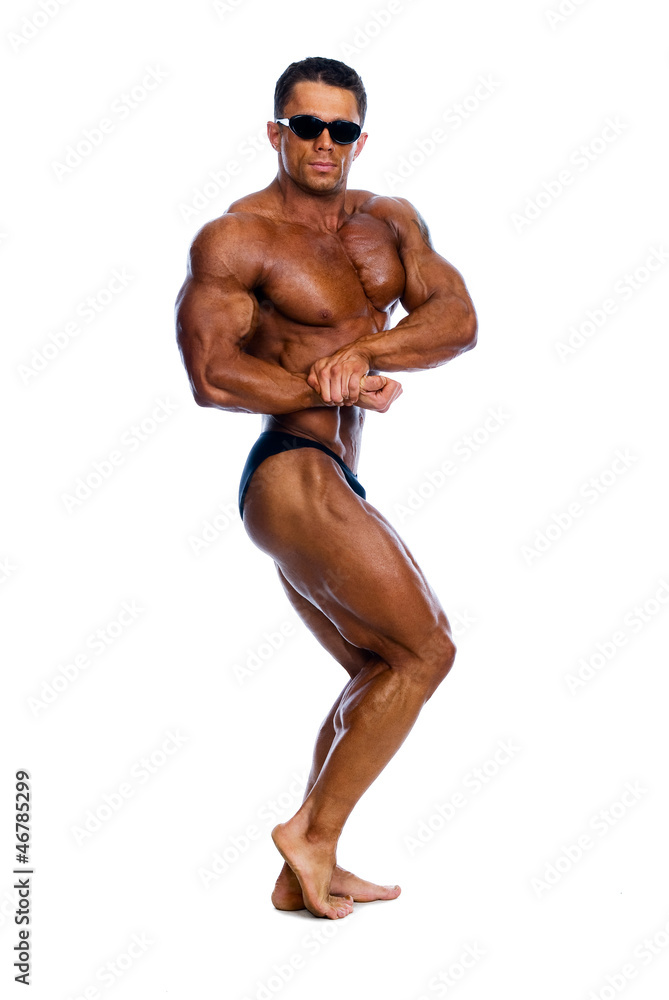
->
xmin=187 ymin=204 xmax=271 ymax=286
xmin=349 ymin=191 xmax=432 ymax=247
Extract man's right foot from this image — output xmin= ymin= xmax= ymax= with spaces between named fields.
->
xmin=271 ymin=820 xmax=353 ymax=919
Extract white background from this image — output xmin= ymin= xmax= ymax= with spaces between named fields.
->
xmin=2 ymin=0 xmax=668 ymax=997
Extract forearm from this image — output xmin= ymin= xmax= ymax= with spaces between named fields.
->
xmin=354 ymin=293 xmax=477 ymax=373
xmin=196 ymin=351 xmax=327 ymax=414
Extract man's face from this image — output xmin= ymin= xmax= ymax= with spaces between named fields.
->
xmin=268 ymin=80 xmax=367 ymax=194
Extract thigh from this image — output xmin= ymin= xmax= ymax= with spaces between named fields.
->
xmin=243 ymin=448 xmax=450 ymax=665
xmin=275 ymin=564 xmax=374 ymax=678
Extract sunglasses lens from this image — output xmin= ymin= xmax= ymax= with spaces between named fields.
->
xmin=290 ymin=116 xmax=324 ymax=140
xmin=330 ymin=121 xmax=361 ymax=144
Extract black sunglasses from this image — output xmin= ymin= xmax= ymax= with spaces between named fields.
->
xmin=275 ymin=115 xmax=362 ymax=145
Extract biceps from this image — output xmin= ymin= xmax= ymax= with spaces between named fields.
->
xmin=400 ymin=250 xmax=470 ymax=312
xmin=176 ymin=280 xmax=258 ymax=388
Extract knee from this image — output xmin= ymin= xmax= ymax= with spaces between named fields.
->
xmin=417 ymin=628 xmax=457 ymax=698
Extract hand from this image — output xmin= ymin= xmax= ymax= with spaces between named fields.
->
xmin=355 ymin=373 xmax=403 ymax=413
xmin=307 ymin=347 xmax=373 ymax=405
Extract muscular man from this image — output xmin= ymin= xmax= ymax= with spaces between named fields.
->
xmin=175 ymin=56 xmax=477 ymax=920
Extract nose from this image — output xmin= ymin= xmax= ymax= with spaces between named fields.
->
xmin=315 ymin=128 xmax=334 ymax=150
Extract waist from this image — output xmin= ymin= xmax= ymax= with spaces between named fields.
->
xmin=261 ymin=408 xmax=363 ymax=474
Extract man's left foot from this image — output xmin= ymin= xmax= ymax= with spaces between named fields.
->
xmin=271 ymin=862 xmax=401 ymax=911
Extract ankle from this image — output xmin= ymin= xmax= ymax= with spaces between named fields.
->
xmin=302 ymin=816 xmax=341 ymax=850
xmin=283 ymin=806 xmax=342 ymax=850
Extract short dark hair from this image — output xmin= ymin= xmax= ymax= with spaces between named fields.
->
xmin=274 ymin=56 xmax=367 ymax=124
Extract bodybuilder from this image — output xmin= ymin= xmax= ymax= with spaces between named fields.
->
xmin=175 ymin=57 xmax=477 ymax=920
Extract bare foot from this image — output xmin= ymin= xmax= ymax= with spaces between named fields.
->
xmin=271 ymin=863 xmax=307 ymax=911
xmin=332 ymin=866 xmax=401 ymax=902
xmin=271 ymin=821 xmax=353 ymax=919
xmin=272 ymin=861 xmax=401 ymax=910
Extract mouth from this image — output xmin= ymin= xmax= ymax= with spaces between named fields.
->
xmin=309 ymin=162 xmax=337 ymax=172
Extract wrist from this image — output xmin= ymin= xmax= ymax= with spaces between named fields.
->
xmin=355 ymin=343 xmax=376 ymax=370
xmin=293 ymin=371 xmax=331 ymax=410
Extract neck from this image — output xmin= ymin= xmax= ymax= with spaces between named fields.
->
xmin=271 ymin=173 xmax=348 ymax=233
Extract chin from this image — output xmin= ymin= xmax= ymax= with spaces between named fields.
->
xmin=302 ymin=172 xmax=343 ymax=193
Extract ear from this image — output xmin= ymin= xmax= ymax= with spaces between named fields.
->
xmin=352 ymin=132 xmax=368 ymax=160
xmin=267 ymin=121 xmax=281 ymax=152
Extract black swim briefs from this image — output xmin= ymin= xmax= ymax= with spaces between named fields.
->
xmin=238 ymin=430 xmax=366 ymax=518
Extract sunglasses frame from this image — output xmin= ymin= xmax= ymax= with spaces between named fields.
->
xmin=275 ymin=115 xmax=362 ymax=145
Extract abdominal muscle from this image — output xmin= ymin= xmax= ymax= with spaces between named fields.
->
xmin=249 ymin=314 xmax=386 ymax=475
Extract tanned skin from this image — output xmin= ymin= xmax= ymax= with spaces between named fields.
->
xmin=175 ymin=79 xmax=477 ymax=919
